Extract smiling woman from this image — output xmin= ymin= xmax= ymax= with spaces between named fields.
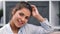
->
xmin=0 ymin=1 xmax=53 ymax=34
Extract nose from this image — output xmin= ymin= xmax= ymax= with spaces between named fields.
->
xmin=21 ymin=17 xmax=25 ymax=22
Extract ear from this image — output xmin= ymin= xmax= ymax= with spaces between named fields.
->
xmin=12 ymin=8 xmax=16 ymax=16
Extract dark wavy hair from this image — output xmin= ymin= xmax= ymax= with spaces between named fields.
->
xmin=12 ymin=2 xmax=32 ymax=16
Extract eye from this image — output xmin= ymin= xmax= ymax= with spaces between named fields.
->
xmin=19 ymin=13 xmax=24 ymax=16
xmin=25 ymin=16 xmax=29 ymax=20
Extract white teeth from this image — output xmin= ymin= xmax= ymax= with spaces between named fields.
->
xmin=18 ymin=19 xmax=23 ymax=24
xmin=18 ymin=19 xmax=22 ymax=23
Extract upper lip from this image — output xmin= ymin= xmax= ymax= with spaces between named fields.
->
xmin=18 ymin=19 xmax=24 ymax=24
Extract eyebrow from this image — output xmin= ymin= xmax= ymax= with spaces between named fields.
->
xmin=25 ymin=16 xmax=29 ymax=19
xmin=19 ymin=12 xmax=30 ymax=18
xmin=19 ymin=12 xmax=24 ymax=16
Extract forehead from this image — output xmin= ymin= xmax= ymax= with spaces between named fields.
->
xmin=16 ymin=8 xmax=31 ymax=17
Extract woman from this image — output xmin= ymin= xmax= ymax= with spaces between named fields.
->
xmin=0 ymin=2 xmax=53 ymax=34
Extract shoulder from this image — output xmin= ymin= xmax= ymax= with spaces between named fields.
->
xmin=26 ymin=23 xmax=43 ymax=30
xmin=26 ymin=23 xmax=38 ymax=27
xmin=24 ymin=23 xmax=45 ymax=33
xmin=0 ymin=24 xmax=9 ymax=33
xmin=26 ymin=23 xmax=41 ymax=27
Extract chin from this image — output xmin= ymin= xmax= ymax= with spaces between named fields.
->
xmin=16 ymin=24 xmax=24 ymax=28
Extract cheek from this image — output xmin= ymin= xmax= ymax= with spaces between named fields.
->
xmin=17 ymin=14 xmax=23 ymax=19
xmin=16 ymin=13 xmax=22 ymax=18
xmin=12 ymin=14 xmax=20 ymax=22
xmin=25 ymin=19 xmax=28 ymax=23
xmin=16 ymin=13 xmax=29 ymax=22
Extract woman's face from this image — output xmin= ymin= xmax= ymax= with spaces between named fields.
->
xmin=12 ymin=8 xmax=31 ymax=28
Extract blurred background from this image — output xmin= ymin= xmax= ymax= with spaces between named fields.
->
xmin=0 ymin=1 xmax=3 ymax=28
xmin=51 ymin=1 xmax=60 ymax=31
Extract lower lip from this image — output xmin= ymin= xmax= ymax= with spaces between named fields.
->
xmin=18 ymin=22 xmax=23 ymax=25
xmin=17 ymin=19 xmax=24 ymax=25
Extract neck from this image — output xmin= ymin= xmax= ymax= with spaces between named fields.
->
xmin=10 ymin=20 xmax=20 ymax=33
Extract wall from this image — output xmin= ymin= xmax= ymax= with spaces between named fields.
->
xmin=51 ymin=1 xmax=59 ymax=26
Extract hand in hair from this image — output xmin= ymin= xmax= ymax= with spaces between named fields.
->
xmin=31 ymin=5 xmax=45 ymax=22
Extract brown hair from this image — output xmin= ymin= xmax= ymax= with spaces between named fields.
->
xmin=12 ymin=2 xmax=32 ymax=16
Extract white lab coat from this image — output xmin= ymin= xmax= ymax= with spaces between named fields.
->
xmin=0 ymin=19 xmax=53 ymax=34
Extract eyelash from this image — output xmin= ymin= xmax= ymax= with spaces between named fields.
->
xmin=19 ymin=13 xmax=29 ymax=20
xmin=19 ymin=13 xmax=24 ymax=16
xmin=25 ymin=17 xmax=29 ymax=19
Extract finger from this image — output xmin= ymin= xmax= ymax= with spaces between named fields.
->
xmin=31 ymin=5 xmax=38 ymax=13
xmin=31 ymin=5 xmax=34 ymax=7
xmin=31 ymin=5 xmax=37 ymax=9
xmin=31 ymin=5 xmax=37 ymax=12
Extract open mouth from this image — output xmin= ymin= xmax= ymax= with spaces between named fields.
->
xmin=17 ymin=19 xmax=24 ymax=25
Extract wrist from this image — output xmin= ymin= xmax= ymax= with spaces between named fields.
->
xmin=36 ymin=15 xmax=45 ymax=22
